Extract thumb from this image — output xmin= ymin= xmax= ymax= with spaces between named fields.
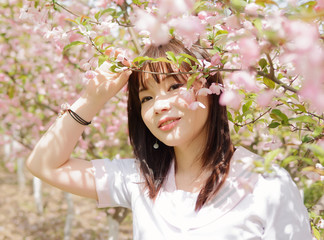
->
xmin=114 ymin=69 xmax=132 ymax=88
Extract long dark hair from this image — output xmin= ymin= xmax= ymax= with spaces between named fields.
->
xmin=127 ymin=38 xmax=234 ymax=211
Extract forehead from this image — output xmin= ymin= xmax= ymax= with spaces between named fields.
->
xmin=138 ymin=62 xmax=187 ymax=90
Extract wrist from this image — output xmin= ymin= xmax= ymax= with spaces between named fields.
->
xmin=69 ymin=96 xmax=102 ymax=122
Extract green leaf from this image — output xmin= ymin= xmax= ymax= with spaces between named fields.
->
xmin=98 ymin=55 xmax=109 ymax=67
xmin=230 ymin=0 xmax=247 ymax=10
xmin=133 ymin=56 xmax=149 ymax=63
xmin=253 ymin=18 xmax=263 ymax=33
xmin=227 ymin=111 xmax=233 ymax=122
xmin=109 ymin=64 xmax=120 ymax=73
xmin=313 ymin=126 xmax=323 ymax=138
xmin=95 ymin=8 xmax=115 ymax=21
xmin=150 ymin=57 xmax=173 ymax=64
xmin=312 ymin=225 xmax=321 ymax=240
xmin=268 ymin=122 xmax=280 ymax=128
xmin=94 ymin=36 xmax=105 ymax=46
xmin=300 ymin=1 xmax=317 ymax=8
xmin=37 ymin=94 xmax=45 ymax=103
xmin=307 ymin=144 xmax=324 ymax=165
xmin=270 ymin=109 xmax=288 ymax=124
xmin=263 ymin=76 xmax=275 ymax=89
xmin=264 ymin=148 xmax=282 ymax=169
xmin=259 ymin=58 xmax=267 ymax=70
xmin=302 ymin=135 xmax=312 ymax=143
xmin=186 ymin=72 xmax=200 ymax=89
xmin=166 ymin=51 xmax=176 ymax=63
xmin=8 ymin=85 xmax=15 ymax=99
xmin=234 ymin=124 xmax=240 ymax=133
xmin=179 ymin=53 xmax=199 ymax=64
xmin=246 ymin=124 xmax=253 ymax=132
xmin=63 ymin=41 xmax=86 ymax=53
xmin=65 ymin=18 xmax=78 ymax=24
xmin=132 ymin=56 xmax=150 ymax=67
xmin=255 ymin=0 xmax=278 ymax=6
xmin=242 ymin=100 xmax=252 ymax=114
xmin=290 ymin=115 xmax=316 ymax=124
xmin=295 ymin=104 xmax=306 ymax=112
xmin=281 ymin=156 xmax=298 ymax=168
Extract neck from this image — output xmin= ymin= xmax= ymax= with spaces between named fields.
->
xmin=173 ymin=135 xmax=208 ymax=192
xmin=174 ymin=144 xmax=203 ymax=177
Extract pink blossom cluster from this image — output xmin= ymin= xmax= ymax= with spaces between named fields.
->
xmin=130 ymin=0 xmax=205 ymax=47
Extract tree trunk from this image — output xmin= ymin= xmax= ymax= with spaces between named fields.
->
xmin=33 ymin=177 xmax=43 ymax=214
xmin=107 ymin=214 xmax=119 ymax=240
xmin=107 ymin=207 xmax=130 ymax=240
xmin=64 ymin=192 xmax=74 ymax=240
xmin=17 ymin=157 xmax=26 ymax=192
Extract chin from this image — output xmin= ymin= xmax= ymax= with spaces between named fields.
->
xmin=159 ymin=138 xmax=185 ymax=148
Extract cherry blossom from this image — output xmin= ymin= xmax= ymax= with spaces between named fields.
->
xmin=211 ymin=53 xmax=221 ymax=66
xmin=237 ymin=37 xmax=260 ymax=68
xmin=169 ymin=16 xmax=205 ymax=48
xmin=228 ymin=71 xmax=259 ymax=92
xmin=131 ymin=7 xmax=170 ymax=46
xmin=188 ymin=101 xmax=206 ymax=110
xmin=196 ymin=87 xmax=212 ymax=96
xmin=219 ymin=90 xmax=243 ymax=110
xmin=256 ymin=90 xmax=276 ymax=107
xmin=209 ymin=83 xmax=223 ymax=95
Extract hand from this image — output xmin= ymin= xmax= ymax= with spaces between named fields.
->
xmin=83 ymin=61 xmax=132 ymax=107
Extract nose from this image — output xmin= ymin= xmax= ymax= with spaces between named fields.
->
xmin=154 ymin=97 xmax=171 ymax=115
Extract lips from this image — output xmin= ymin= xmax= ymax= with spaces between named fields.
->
xmin=158 ymin=117 xmax=181 ymax=131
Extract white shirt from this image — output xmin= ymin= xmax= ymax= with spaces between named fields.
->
xmin=91 ymin=147 xmax=312 ymax=240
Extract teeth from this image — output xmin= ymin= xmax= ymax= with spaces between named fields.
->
xmin=160 ymin=119 xmax=176 ymax=127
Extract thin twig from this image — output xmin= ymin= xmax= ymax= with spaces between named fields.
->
xmin=266 ymin=53 xmax=275 ymax=78
xmin=12 ymin=135 xmax=33 ymax=151
xmin=306 ymin=111 xmax=324 ymax=121
xmin=35 ymin=101 xmax=59 ymax=114
xmin=234 ymin=107 xmax=273 ymax=127
xmin=119 ymin=3 xmax=141 ymax=53
xmin=129 ymin=68 xmax=241 ymax=75
xmin=116 ymin=19 xmax=134 ymax=27
xmin=54 ymin=1 xmax=100 ymax=25
xmin=89 ymin=36 xmax=104 ymax=55
xmin=257 ymin=71 xmax=298 ymax=93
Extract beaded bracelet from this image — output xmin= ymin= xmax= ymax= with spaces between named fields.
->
xmin=58 ymin=103 xmax=91 ymax=126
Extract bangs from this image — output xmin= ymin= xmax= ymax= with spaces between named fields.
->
xmin=137 ymin=61 xmax=192 ymax=90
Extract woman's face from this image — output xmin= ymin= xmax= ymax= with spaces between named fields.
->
xmin=139 ymin=75 xmax=210 ymax=149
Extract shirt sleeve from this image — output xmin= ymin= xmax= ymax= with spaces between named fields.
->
xmin=91 ymin=158 xmax=139 ymax=209
xmin=262 ymin=167 xmax=312 ymax=240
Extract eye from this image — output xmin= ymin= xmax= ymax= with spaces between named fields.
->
xmin=169 ymin=83 xmax=184 ymax=91
xmin=140 ymin=96 xmax=152 ymax=104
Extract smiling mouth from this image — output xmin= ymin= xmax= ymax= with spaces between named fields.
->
xmin=158 ymin=118 xmax=181 ymax=129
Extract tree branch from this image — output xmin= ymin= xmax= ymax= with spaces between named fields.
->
xmin=119 ymin=3 xmax=141 ymax=53
xmin=234 ymin=107 xmax=273 ymax=127
xmin=53 ymin=1 xmax=100 ymax=25
xmin=266 ymin=53 xmax=275 ymax=78
xmin=89 ymin=36 xmax=104 ymax=55
xmin=129 ymin=68 xmax=241 ymax=75
xmin=256 ymin=71 xmax=298 ymax=93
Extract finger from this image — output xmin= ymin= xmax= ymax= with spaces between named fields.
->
xmin=113 ymin=69 xmax=132 ymax=88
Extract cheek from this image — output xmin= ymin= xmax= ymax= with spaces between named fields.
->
xmin=141 ymin=104 xmax=154 ymax=126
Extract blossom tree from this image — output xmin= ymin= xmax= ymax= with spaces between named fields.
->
xmin=1 ymin=0 xmax=324 ymax=238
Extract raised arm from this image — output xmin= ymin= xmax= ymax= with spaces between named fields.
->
xmin=26 ymin=63 xmax=132 ymax=200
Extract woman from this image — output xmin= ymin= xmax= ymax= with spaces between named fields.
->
xmin=27 ymin=38 xmax=312 ymax=239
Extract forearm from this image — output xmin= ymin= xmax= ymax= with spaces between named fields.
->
xmin=26 ymin=95 xmax=101 ymax=178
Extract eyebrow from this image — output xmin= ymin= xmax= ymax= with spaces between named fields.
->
xmin=139 ymin=86 xmax=148 ymax=93
xmin=139 ymin=74 xmax=174 ymax=93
